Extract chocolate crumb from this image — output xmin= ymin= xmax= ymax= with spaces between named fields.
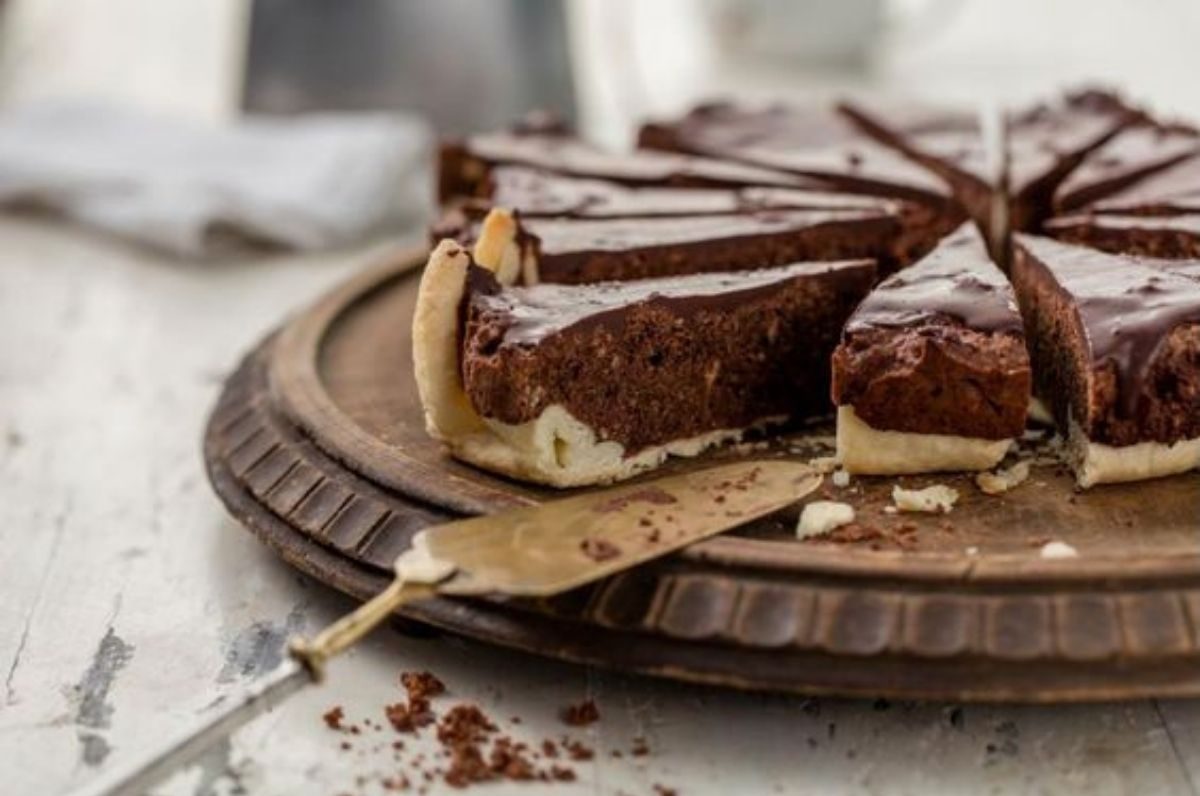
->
xmin=438 ymin=705 xmax=498 ymax=746
xmin=631 ymin=737 xmax=650 ymax=757
xmin=323 ymin=706 xmax=345 ymax=730
xmin=443 ymin=744 xmax=492 ymax=788
xmin=382 ymin=774 xmax=410 ymax=791
xmin=402 ymin=671 xmax=446 ymax=701
xmin=560 ymin=699 xmax=601 ymax=726
xmin=564 ymin=739 xmax=594 ymax=761
xmin=385 ymin=698 xmax=435 ymax=733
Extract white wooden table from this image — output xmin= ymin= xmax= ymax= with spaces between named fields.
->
xmin=1 ymin=214 xmax=1198 ymax=796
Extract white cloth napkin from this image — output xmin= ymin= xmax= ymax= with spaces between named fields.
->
xmin=0 ymin=102 xmax=432 ymax=257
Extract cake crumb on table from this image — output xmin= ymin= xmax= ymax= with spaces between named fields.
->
xmin=796 ymin=501 xmax=856 ymax=538
xmin=323 ymin=706 xmax=346 ymax=730
xmin=560 ymin=699 xmax=600 ymax=727
xmin=975 ymin=460 xmax=1031 ymax=495
xmin=892 ymin=484 xmax=959 ymax=514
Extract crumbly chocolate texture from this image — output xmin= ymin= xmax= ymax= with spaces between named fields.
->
xmin=506 ymin=209 xmax=901 ymax=284
xmin=1006 ymin=88 xmax=1139 ymax=231
xmin=437 ymin=131 xmax=812 ymax=204
xmin=460 ymin=259 xmax=876 ymax=452
xmin=1045 ymin=213 xmax=1200 ymax=259
xmin=1012 ymin=234 xmax=1200 ymax=447
xmin=831 ymin=224 xmax=1030 ymax=439
xmin=1052 ymin=121 xmax=1200 ymax=213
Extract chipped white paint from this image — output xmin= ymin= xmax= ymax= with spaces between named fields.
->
xmin=2 ymin=216 xmax=1200 ymax=796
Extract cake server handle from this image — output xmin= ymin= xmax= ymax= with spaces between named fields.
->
xmin=70 ymin=578 xmax=436 ymax=796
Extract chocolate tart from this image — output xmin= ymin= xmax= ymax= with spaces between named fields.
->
xmin=831 ymin=223 xmax=1030 ymax=474
xmin=1012 ymin=234 xmax=1200 ymax=486
xmin=837 ymin=100 xmax=1000 ymax=248
xmin=413 ymin=240 xmax=875 ymax=486
xmin=465 ymin=205 xmax=900 ymax=285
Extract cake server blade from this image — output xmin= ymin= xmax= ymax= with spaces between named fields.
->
xmin=73 ymin=459 xmax=819 ymax=796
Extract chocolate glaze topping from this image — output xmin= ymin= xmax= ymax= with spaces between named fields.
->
xmin=1054 ymin=123 xmax=1200 ymax=212
xmin=845 ymin=223 xmax=1022 ymax=334
xmin=522 ymin=208 xmax=887 ymax=256
xmin=1049 ymin=213 xmax=1200 ymax=237
xmin=479 ymin=167 xmax=890 ymax=219
xmin=467 ymin=259 xmax=875 ymax=347
xmin=1006 ymin=89 xmax=1136 ymax=196
xmin=1015 ymin=234 xmax=1200 ymax=416
xmin=838 ymin=100 xmax=993 ymax=185
xmin=1089 ymin=152 xmax=1200 ymax=214
xmin=638 ymin=102 xmax=955 ymax=204
xmin=455 ymin=132 xmax=810 ymax=190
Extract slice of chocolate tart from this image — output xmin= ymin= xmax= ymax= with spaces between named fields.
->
xmin=637 ymin=101 xmax=956 ymax=205
xmin=637 ymin=101 xmax=964 ymax=260
xmin=1006 ymin=88 xmax=1139 ymax=231
xmin=1011 ymin=234 xmax=1200 ymax=486
xmin=1052 ymin=120 xmax=1200 ymax=214
xmin=465 ymin=205 xmax=900 ymax=285
xmin=837 ymin=99 xmax=1002 ymax=249
xmin=437 ymin=129 xmax=813 ymax=204
xmin=830 ymin=223 xmax=1030 ymax=474
xmin=433 ymin=167 xmax=930 ymax=272
xmin=445 ymin=165 xmax=894 ymax=221
xmin=413 ymin=240 xmax=875 ymax=486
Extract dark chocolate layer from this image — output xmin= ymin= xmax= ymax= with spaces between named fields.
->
xmin=637 ymin=101 xmax=959 ymax=209
xmin=1006 ymin=88 xmax=1138 ymax=230
xmin=1053 ymin=123 xmax=1199 ymax=213
xmin=1087 ymin=152 xmax=1200 ymax=215
xmin=461 ymin=259 xmax=876 ymax=452
xmin=511 ymin=209 xmax=901 ymax=284
xmin=438 ymin=132 xmax=813 ymax=203
xmin=1012 ymin=234 xmax=1200 ymax=446
xmin=831 ymin=223 xmax=1030 ymax=440
xmin=845 ymin=223 xmax=1023 ymax=334
xmin=464 ymin=166 xmax=893 ymax=219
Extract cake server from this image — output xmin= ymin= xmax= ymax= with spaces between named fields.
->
xmin=75 ymin=459 xmax=819 ymax=796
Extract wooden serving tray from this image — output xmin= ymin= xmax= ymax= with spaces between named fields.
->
xmin=204 ymin=249 xmax=1200 ymax=702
